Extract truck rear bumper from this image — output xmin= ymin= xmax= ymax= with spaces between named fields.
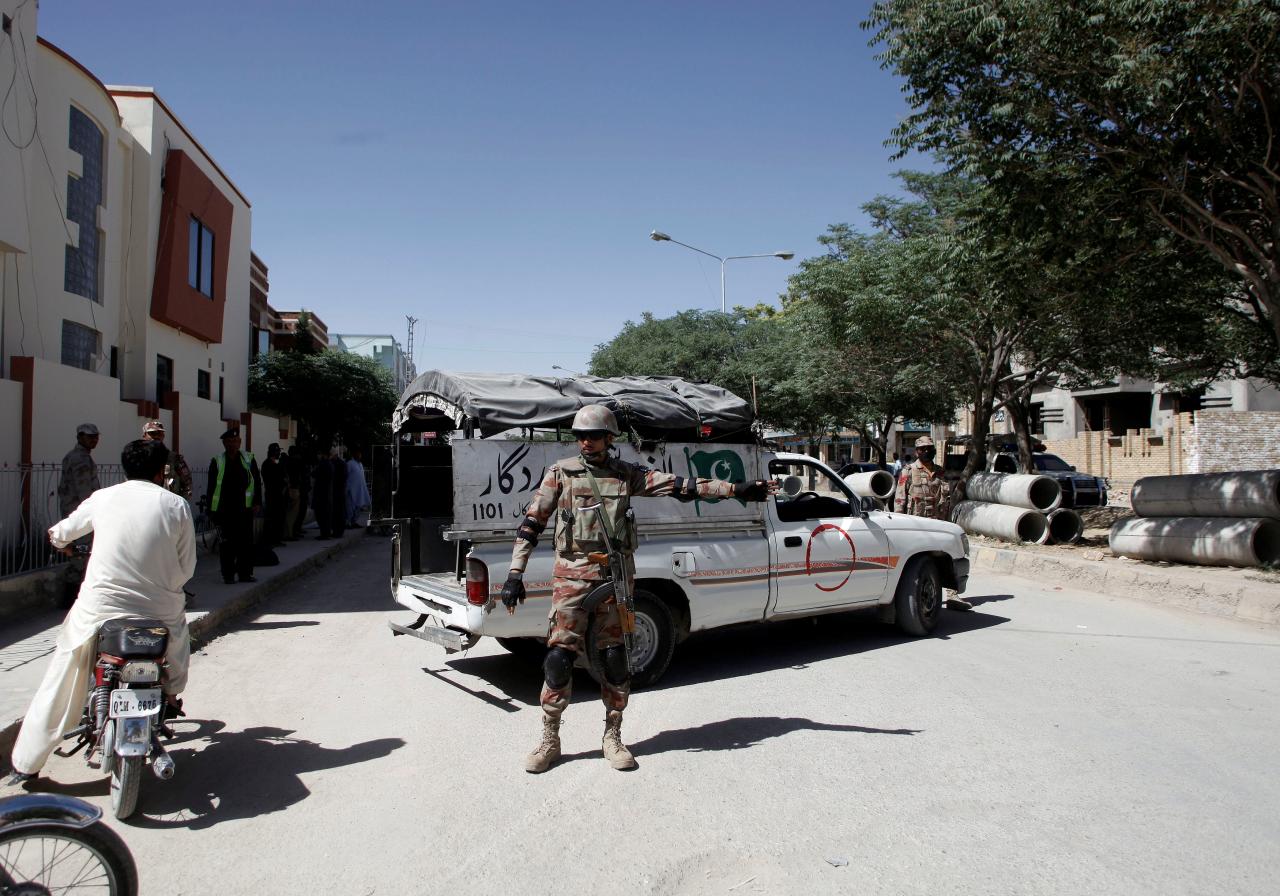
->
xmin=387 ymin=617 xmax=472 ymax=653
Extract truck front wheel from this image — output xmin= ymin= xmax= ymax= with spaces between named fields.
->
xmin=588 ymin=590 xmax=676 ymax=689
xmin=894 ymin=556 xmax=941 ymax=636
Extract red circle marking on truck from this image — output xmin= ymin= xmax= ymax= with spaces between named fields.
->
xmin=805 ymin=523 xmax=856 ymax=592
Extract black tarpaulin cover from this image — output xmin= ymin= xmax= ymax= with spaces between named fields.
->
xmin=393 ymin=370 xmax=755 ymax=440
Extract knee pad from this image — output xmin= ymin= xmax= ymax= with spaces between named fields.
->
xmin=600 ymin=644 xmax=630 ymax=686
xmin=542 ymin=646 xmax=576 ymax=689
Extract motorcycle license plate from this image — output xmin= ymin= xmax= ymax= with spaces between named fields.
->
xmin=109 ymin=688 xmax=162 ymax=718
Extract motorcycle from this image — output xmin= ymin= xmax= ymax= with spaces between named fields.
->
xmin=0 ymin=792 xmax=137 ymax=895
xmin=59 ymin=618 xmax=180 ymax=820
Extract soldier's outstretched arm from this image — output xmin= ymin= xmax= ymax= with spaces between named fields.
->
xmin=632 ymin=467 xmax=775 ymax=502
xmin=509 ymin=467 xmax=560 ymax=574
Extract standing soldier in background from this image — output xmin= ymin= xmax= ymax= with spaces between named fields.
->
xmin=56 ymin=423 xmax=101 ymax=604
xmin=894 ymin=435 xmax=971 ymax=611
xmin=57 ymin=423 xmax=100 ymax=518
xmin=142 ymin=420 xmax=192 ymax=499
xmin=500 ymin=404 xmax=775 ymax=774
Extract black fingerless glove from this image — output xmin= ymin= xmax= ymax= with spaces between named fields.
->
xmin=734 ymin=480 xmax=770 ymax=502
xmin=500 ymin=574 xmax=526 ymax=609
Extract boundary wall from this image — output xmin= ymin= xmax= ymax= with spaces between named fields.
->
xmin=1042 ymin=411 xmax=1280 ymax=488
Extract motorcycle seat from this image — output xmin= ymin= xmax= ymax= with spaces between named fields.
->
xmin=97 ymin=618 xmax=169 ymax=658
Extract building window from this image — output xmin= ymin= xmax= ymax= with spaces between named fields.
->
xmin=197 ymin=369 xmax=211 ymax=400
xmin=61 ymin=320 xmax=100 ymax=370
xmin=188 ymin=216 xmax=215 ymax=298
xmin=156 ymin=355 xmax=174 ymax=404
xmin=218 ymin=376 xmax=224 ymax=408
xmin=64 ymin=107 xmax=104 ymax=303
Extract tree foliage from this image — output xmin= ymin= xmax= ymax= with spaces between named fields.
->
xmin=793 ymin=169 xmax=1215 ymax=474
xmin=866 ymin=0 xmax=1280 ymax=383
xmin=588 ymin=309 xmax=846 ymax=444
xmin=249 ymin=350 xmax=397 ymax=455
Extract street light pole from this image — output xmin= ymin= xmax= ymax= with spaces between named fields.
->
xmin=650 ymin=230 xmax=794 ymax=313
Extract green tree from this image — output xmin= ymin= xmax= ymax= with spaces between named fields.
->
xmin=785 ymin=220 xmax=960 ymax=463
xmin=866 ymin=0 xmax=1280 ymax=383
xmin=588 ymin=309 xmax=847 ymax=446
xmin=249 ymin=350 xmax=397 ymax=456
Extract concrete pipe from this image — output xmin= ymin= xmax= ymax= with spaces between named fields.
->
xmin=964 ymin=472 xmax=1062 ymax=513
xmin=1046 ymin=508 xmax=1084 ymax=544
xmin=843 ymin=470 xmax=896 ymax=501
xmin=951 ymin=500 xmax=1049 ymax=544
xmin=1130 ymin=470 xmax=1280 ymax=519
xmin=1109 ymin=516 xmax=1280 ymax=567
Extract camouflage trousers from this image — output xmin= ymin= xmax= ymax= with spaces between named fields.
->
xmin=540 ymin=576 xmax=630 ymax=718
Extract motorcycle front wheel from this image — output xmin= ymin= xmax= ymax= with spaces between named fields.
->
xmin=109 ymin=756 xmax=142 ymax=821
xmin=0 ymin=821 xmax=138 ymax=895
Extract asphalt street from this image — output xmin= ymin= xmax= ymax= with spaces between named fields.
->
xmin=15 ymin=536 xmax=1280 ymax=895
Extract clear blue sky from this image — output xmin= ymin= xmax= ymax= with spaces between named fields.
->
xmin=38 ymin=1 xmax=923 ymax=377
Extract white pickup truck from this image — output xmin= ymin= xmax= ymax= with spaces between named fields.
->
xmin=382 ymin=372 xmax=970 ymax=686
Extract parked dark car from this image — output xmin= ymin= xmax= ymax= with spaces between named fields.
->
xmin=991 ymin=451 xmax=1108 ymax=508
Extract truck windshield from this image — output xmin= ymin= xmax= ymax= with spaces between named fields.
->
xmin=1033 ymin=454 xmax=1074 ymax=472
xmin=768 ymin=460 xmax=857 ymax=523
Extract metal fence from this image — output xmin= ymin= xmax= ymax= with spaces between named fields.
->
xmin=0 ymin=464 xmax=214 ymax=579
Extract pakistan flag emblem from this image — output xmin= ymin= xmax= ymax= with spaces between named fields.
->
xmin=684 ymin=447 xmax=747 ymax=514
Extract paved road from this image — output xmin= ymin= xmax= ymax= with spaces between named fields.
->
xmin=17 ymin=537 xmax=1280 ymax=895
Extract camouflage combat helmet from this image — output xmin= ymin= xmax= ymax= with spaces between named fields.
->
xmin=571 ymin=404 xmax=620 ymax=436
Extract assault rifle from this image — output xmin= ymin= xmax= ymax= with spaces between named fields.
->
xmin=580 ymin=503 xmax=637 ymax=673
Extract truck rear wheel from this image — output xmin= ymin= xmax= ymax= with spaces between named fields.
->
xmin=894 ymin=556 xmax=941 ymax=636
xmin=587 ymin=590 xmax=675 ymax=689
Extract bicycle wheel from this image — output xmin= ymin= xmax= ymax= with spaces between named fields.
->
xmin=200 ymin=522 xmax=220 ymax=554
xmin=0 ymin=820 xmax=138 ymax=895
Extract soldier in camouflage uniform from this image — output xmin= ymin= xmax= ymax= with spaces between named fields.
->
xmin=894 ymin=435 xmax=971 ymax=611
xmin=58 ymin=423 xmax=101 ymax=518
xmin=142 ymin=420 xmax=193 ymax=499
xmin=501 ymin=404 xmax=774 ymax=773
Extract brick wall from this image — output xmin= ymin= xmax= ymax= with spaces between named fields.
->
xmin=1040 ymin=411 xmax=1280 ymax=487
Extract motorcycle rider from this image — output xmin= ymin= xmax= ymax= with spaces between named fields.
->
xmin=500 ymin=404 xmax=775 ymax=773
xmin=6 ymin=439 xmax=196 ymax=787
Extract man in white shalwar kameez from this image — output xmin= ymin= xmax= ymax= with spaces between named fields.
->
xmin=345 ymin=448 xmax=372 ymax=528
xmin=7 ymin=439 xmax=196 ymax=785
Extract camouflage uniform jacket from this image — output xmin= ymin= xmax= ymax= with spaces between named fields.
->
xmin=893 ymin=459 xmax=957 ymax=521
xmin=165 ymin=449 xmax=193 ymax=499
xmin=58 ymin=444 xmax=100 ymax=518
xmin=510 ymin=453 xmax=738 ymax=581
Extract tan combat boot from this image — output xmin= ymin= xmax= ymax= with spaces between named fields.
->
xmin=524 ymin=714 xmax=561 ymax=774
xmin=602 ymin=710 xmax=636 ymax=770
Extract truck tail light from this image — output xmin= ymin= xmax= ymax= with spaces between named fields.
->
xmin=465 ymin=555 xmax=489 ymax=606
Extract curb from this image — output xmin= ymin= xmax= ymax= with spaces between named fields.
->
xmin=1 ymin=534 xmax=364 ymax=773
xmin=186 ymin=534 xmax=362 ymax=641
xmin=970 ymin=544 xmax=1280 ymax=627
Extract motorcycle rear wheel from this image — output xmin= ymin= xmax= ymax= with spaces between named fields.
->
xmin=109 ymin=756 xmax=142 ymax=821
xmin=0 ymin=821 xmax=138 ymax=895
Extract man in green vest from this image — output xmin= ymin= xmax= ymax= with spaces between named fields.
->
xmin=208 ymin=429 xmax=263 ymax=585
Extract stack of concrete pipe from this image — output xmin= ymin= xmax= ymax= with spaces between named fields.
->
xmin=1109 ymin=471 xmax=1280 ymax=567
xmin=950 ymin=472 xmax=1082 ymax=545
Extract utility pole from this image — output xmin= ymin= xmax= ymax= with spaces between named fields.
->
xmin=405 ymin=315 xmax=418 ymax=384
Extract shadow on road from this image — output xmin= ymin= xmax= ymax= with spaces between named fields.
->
xmin=554 ymin=715 xmax=920 ymax=765
xmin=118 ymin=721 xmax=404 ymax=829
xmin=439 ymin=598 xmax=1013 ymax=708
xmin=228 ymin=619 xmax=322 ymax=632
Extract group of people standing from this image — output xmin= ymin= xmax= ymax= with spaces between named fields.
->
xmin=208 ymin=432 xmax=372 ymax=584
xmin=56 ymin=421 xmax=372 ymax=587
